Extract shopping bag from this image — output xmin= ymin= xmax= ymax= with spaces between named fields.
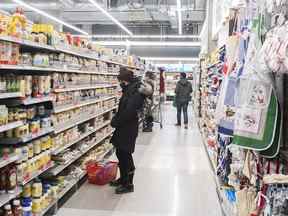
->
xmin=173 ymin=97 xmax=177 ymax=108
xmin=86 ymin=160 xmax=118 ymax=185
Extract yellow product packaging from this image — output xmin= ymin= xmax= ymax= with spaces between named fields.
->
xmin=27 ymin=142 xmax=34 ymax=159
xmin=32 ymin=181 xmax=42 ymax=198
xmin=46 ymin=136 xmax=52 ymax=149
xmin=32 ymin=198 xmax=42 ymax=213
xmin=41 ymin=195 xmax=47 ymax=209
xmin=22 ymin=183 xmax=32 ymax=198
xmin=26 ymin=160 xmax=32 ymax=178
xmin=40 ymin=137 xmax=46 ymax=151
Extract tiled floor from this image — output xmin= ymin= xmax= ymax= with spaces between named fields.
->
xmin=57 ymin=105 xmax=222 ymax=216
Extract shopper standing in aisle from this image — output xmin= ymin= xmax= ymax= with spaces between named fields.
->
xmin=110 ymin=68 xmax=144 ymax=194
xmin=175 ymin=72 xmax=192 ymax=129
xmin=140 ymin=72 xmax=155 ymax=132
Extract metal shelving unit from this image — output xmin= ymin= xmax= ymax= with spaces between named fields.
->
xmin=0 ymin=188 xmax=22 ymax=208
xmin=0 ymin=31 xmax=130 ymax=213
xmin=0 ymin=64 xmax=120 ymax=75
xmin=53 ymin=96 xmax=115 ymax=114
xmin=0 ymin=121 xmax=24 ymax=133
xmin=0 ymin=127 xmax=54 ymax=144
xmin=53 ymin=106 xmax=117 ymax=134
xmin=21 ymin=161 xmax=55 ymax=186
xmin=53 ymin=84 xmax=118 ymax=93
xmin=0 ymin=92 xmax=22 ymax=99
xmin=0 ymin=35 xmax=141 ymax=70
xmin=48 ymin=131 xmax=113 ymax=176
xmin=52 ymin=121 xmax=110 ymax=155
xmin=0 ymin=153 xmax=19 ymax=169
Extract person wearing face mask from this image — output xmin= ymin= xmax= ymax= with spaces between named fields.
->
xmin=110 ymin=67 xmax=144 ymax=194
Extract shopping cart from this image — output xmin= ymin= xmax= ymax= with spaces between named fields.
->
xmin=151 ymin=96 xmax=164 ymax=128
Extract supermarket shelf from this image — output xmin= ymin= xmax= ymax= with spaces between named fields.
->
xmin=53 ymin=96 xmax=116 ymax=113
xmin=37 ymin=147 xmax=114 ymax=215
xmin=49 ymin=131 xmax=113 ymax=176
xmin=35 ymin=199 xmax=57 ymax=216
xmin=21 ymin=96 xmax=53 ymax=105
xmin=0 ymin=127 xmax=54 ymax=144
xmin=54 ymin=106 xmax=117 ymax=134
xmin=0 ymin=153 xmax=19 ymax=169
xmin=0 ymin=64 xmax=119 ymax=76
xmin=21 ymin=161 xmax=55 ymax=185
xmin=52 ymin=121 xmax=110 ymax=155
xmin=0 ymin=188 xmax=22 ymax=208
xmin=0 ymin=121 xmax=23 ymax=133
xmin=56 ymin=147 xmax=113 ymax=198
xmin=0 ymin=92 xmax=22 ymax=99
xmin=0 ymin=36 xmax=141 ymax=70
xmin=54 ymin=84 xmax=118 ymax=93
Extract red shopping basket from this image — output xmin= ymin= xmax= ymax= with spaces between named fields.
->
xmin=86 ymin=161 xmax=118 ymax=185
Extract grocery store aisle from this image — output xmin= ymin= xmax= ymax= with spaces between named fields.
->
xmin=57 ymin=105 xmax=222 ymax=216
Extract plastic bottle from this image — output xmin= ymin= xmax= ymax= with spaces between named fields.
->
xmin=0 ymin=168 xmax=7 ymax=194
xmin=22 ymin=198 xmax=32 ymax=216
xmin=3 ymin=204 xmax=13 ymax=216
xmin=7 ymin=165 xmax=17 ymax=194
xmin=12 ymin=199 xmax=22 ymax=216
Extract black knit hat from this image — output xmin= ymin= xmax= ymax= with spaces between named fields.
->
xmin=180 ymin=72 xmax=186 ymax=78
xmin=117 ymin=67 xmax=134 ymax=82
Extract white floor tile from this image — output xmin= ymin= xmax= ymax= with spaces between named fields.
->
xmin=58 ymin=105 xmax=222 ymax=216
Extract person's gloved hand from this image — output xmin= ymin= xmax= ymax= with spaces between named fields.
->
xmin=111 ymin=116 xmax=119 ymax=128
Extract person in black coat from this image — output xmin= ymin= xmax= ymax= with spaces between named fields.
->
xmin=110 ymin=68 xmax=144 ymax=194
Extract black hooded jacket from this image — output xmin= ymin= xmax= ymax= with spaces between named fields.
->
xmin=110 ymin=78 xmax=144 ymax=153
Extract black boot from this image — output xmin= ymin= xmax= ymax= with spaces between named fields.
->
xmin=115 ymin=184 xmax=134 ymax=194
xmin=143 ymin=127 xmax=152 ymax=132
xmin=115 ymin=171 xmax=135 ymax=194
xmin=109 ymin=178 xmax=122 ymax=187
xmin=128 ymin=171 xmax=134 ymax=185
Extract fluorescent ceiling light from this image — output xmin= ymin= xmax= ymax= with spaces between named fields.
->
xmin=177 ymin=0 xmax=182 ymax=35
xmin=87 ymin=0 xmax=133 ymax=36
xmin=74 ymin=34 xmax=200 ymax=39
xmin=141 ymin=57 xmax=199 ymax=61
xmin=12 ymin=0 xmax=88 ymax=35
xmin=96 ymin=41 xmax=200 ymax=47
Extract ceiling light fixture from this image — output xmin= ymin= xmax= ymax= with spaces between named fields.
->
xmin=177 ymin=0 xmax=182 ymax=35
xmin=141 ymin=57 xmax=199 ymax=61
xmin=12 ymin=0 xmax=88 ymax=35
xmin=87 ymin=0 xmax=133 ymax=36
xmin=73 ymin=34 xmax=200 ymax=39
xmin=96 ymin=41 xmax=200 ymax=47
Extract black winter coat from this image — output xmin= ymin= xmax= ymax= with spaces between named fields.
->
xmin=175 ymin=78 xmax=192 ymax=104
xmin=110 ymin=80 xmax=144 ymax=153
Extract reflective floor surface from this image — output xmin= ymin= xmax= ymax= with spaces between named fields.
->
xmin=57 ymin=105 xmax=222 ymax=216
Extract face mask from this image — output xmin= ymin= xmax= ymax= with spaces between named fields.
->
xmin=120 ymin=82 xmax=128 ymax=89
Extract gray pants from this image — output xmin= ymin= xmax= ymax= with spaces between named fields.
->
xmin=177 ymin=102 xmax=188 ymax=125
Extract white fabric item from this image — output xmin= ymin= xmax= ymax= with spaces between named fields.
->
xmin=263 ymin=174 xmax=288 ymax=184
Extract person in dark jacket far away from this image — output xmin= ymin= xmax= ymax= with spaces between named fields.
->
xmin=175 ymin=72 xmax=192 ymax=129
xmin=110 ymin=67 xmax=144 ymax=194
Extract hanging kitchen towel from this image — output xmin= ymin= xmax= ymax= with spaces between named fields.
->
xmin=216 ymin=76 xmax=238 ymax=136
xmin=259 ymin=105 xmax=281 ymax=158
xmin=226 ymin=35 xmax=240 ymax=74
xmin=233 ymin=88 xmax=278 ymax=151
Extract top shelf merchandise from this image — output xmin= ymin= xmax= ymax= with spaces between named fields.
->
xmin=0 ymin=9 xmax=143 ymax=70
xmin=197 ymin=1 xmax=288 ymax=216
xmin=0 ymin=7 xmax=152 ymax=215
